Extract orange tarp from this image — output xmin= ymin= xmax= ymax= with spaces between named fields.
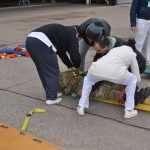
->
xmin=0 ymin=123 xmax=64 ymax=150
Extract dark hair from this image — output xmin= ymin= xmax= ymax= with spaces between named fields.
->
xmin=126 ymin=38 xmax=136 ymax=50
xmin=97 ymin=36 xmax=109 ymax=48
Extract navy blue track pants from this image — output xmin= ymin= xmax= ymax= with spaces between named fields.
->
xmin=26 ymin=37 xmax=60 ymax=100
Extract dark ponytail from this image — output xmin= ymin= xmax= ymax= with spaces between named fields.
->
xmin=126 ymin=38 xmax=136 ymax=50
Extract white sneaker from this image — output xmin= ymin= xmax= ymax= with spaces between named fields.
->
xmin=124 ymin=110 xmax=138 ymax=119
xmin=57 ymin=92 xmax=62 ymax=97
xmin=46 ymin=97 xmax=62 ymax=105
xmin=77 ymin=106 xmax=85 ymax=116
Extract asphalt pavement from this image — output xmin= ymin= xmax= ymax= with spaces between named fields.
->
xmin=0 ymin=3 xmax=150 ymax=150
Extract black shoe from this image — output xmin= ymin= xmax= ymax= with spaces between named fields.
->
xmin=143 ymin=87 xmax=150 ymax=99
xmin=137 ymin=87 xmax=150 ymax=104
xmin=135 ymin=88 xmax=145 ymax=105
xmin=134 ymin=92 xmax=140 ymax=106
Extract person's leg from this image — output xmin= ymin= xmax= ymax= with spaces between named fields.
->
xmin=90 ymin=73 xmax=137 ymax=111
xmin=34 ymin=59 xmax=62 ymax=99
xmin=103 ymin=72 xmax=138 ymax=118
xmin=135 ymin=19 xmax=149 ymax=53
xmin=77 ymin=73 xmax=100 ymax=115
xmin=78 ymin=74 xmax=96 ymax=108
xmin=26 ymin=37 xmax=46 ymax=89
xmin=114 ymin=72 xmax=138 ymax=118
xmin=132 ymin=48 xmax=146 ymax=73
xmin=79 ymin=39 xmax=90 ymax=71
xmin=146 ymin=21 xmax=150 ymax=63
xmin=26 ymin=37 xmax=61 ymax=102
xmin=123 ymin=73 xmax=137 ymax=111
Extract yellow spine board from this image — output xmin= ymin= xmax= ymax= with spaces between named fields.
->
xmin=91 ymin=97 xmax=150 ymax=112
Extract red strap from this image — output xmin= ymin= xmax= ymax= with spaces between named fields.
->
xmin=118 ymin=89 xmax=125 ymax=105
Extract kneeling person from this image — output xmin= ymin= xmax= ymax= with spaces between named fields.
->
xmin=77 ymin=38 xmax=140 ymax=119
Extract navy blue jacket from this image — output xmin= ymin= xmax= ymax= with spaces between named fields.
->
xmin=33 ymin=24 xmax=81 ymax=69
xmin=130 ymin=0 xmax=150 ymax=27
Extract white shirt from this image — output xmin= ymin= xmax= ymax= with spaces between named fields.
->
xmin=28 ymin=32 xmax=57 ymax=52
xmin=89 ymin=45 xmax=141 ymax=82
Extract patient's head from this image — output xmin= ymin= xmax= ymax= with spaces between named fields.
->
xmin=94 ymin=36 xmax=109 ymax=55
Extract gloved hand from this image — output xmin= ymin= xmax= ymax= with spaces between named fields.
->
xmin=70 ymin=67 xmax=87 ymax=76
xmin=72 ymin=69 xmax=85 ymax=76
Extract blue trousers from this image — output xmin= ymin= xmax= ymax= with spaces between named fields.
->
xmin=26 ymin=37 xmax=60 ymax=100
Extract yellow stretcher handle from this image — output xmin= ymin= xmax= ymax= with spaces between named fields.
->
xmin=21 ymin=108 xmax=46 ymax=133
xmin=33 ymin=108 xmax=46 ymax=113
xmin=21 ymin=117 xmax=31 ymax=132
